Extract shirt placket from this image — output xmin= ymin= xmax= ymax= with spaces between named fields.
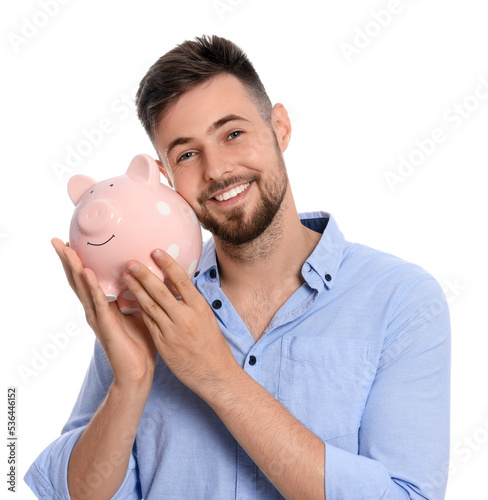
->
xmin=198 ymin=274 xmax=259 ymax=499
xmin=195 ymin=266 xmax=323 ymax=500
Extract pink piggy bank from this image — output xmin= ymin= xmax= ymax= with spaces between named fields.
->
xmin=68 ymin=154 xmax=202 ymax=314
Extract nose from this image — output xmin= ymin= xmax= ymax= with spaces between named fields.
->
xmin=77 ymin=200 xmax=116 ymax=235
xmin=202 ymin=146 xmax=233 ymax=182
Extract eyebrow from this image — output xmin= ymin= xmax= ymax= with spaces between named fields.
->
xmin=164 ymin=114 xmax=251 ymax=159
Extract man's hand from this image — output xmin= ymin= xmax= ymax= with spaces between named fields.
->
xmin=122 ymin=248 xmax=325 ymax=499
xmin=122 ymin=249 xmax=240 ymax=398
xmin=51 ymin=237 xmax=157 ymax=390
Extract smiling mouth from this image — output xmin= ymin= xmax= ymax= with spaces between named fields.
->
xmin=212 ymin=182 xmax=251 ymax=202
xmin=87 ymin=234 xmax=115 ymax=246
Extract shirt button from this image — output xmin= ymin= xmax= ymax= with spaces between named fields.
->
xmin=249 ymin=355 xmax=257 ymax=366
xmin=209 ymin=269 xmax=217 ymax=279
xmin=212 ymin=299 xmax=222 ymax=309
xmin=325 ymin=274 xmax=332 ymax=282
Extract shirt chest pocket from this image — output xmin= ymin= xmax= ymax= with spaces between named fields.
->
xmin=278 ymin=336 xmax=375 ymax=443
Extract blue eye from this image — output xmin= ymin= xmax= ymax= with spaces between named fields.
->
xmin=177 ymin=152 xmax=196 ymax=163
xmin=227 ymin=130 xmax=242 ymax=140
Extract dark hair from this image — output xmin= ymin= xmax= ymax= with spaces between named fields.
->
xmin=135 ymin=35 xmax=273 ymax=144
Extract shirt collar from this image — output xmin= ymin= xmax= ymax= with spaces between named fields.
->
xmin=299 ymin=212 xmax=346 ymax=290
xmin=193 ymin=235 xmax=219 ymax=282
xmin=193 ymin=212 xmax=346 ymax=291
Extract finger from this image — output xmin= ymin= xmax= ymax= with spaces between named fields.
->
xmin=84 ymin=269 xmax=159 ymax=377
xmin=123 ymin=266 xmax=172 ymax=328
xmin=51 ymin=237 xmax=79 ymax=299
xmin=151 ymin=249 xmax=200 ymax=305
xmin=62 ymin=245 xmax=97 ymax=316
xmin=82 ymin=267 xmax=111 ymax=327
xmin=137 ymin=304 xmax=166 ymax=348
xmin=82 ymin=268 xmax=130 ymax=347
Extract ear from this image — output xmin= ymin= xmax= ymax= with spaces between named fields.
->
xmin=271 ymin=103 xmax=292 ymax=153
xmin=156 ymin=159 xmax=174 ymax=188
xmin=68 ymin=174 xmax=97 ymax=205
xmin=126 ymin=154 xmax=160 ymax=184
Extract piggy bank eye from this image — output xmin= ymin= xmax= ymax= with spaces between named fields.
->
xmin=110 ymin=184 xmax=113 ymax=187
xmin=90 ymin=190 xmax=94 ymax=193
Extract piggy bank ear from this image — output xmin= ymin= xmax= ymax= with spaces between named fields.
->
xmin=68 ymin=175 xmax=97 ymax=205
xmin=126 ymin=154 xmax=160 ymax=185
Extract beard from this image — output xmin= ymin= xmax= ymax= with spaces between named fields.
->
xmin=195 ymin=142 xmax=288 ymax=247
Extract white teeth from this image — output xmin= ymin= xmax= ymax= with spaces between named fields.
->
xmin=215 ymin=182 xmax=249 ymax=202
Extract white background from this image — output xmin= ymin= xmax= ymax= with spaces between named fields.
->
xmin=2 ymin=0 xmax=487 ymax=498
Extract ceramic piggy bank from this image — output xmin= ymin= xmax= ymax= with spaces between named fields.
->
xmin=68 ymin=154 xmax=202 ymax=314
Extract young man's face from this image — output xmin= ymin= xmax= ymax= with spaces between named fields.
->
xmin=153 ymin=74 xmax=291 ymax=246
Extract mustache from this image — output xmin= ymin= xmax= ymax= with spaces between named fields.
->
xmin=198 ymin=174 xmax=258 ymax=204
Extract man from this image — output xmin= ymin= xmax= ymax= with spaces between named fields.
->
xmin=25 ymin=35 xmax=450 ymax=499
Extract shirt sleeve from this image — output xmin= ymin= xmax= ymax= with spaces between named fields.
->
xmin=23 ymin=340 xmax=142 ymax=500
xmin=325 ymin=276 xmax=451 ymax=500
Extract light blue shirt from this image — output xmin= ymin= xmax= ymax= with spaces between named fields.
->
xmin=25 ymin=212 xmax=451 ymax=499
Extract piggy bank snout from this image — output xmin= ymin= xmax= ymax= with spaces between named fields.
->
xmin=77 ymin=200 xmax=117 ymax=234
